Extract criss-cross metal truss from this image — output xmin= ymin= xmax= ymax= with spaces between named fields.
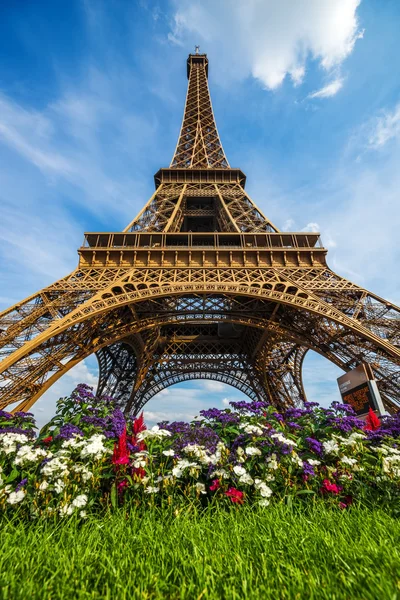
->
xmin=1 ymin=52 xmax=399 ymax=415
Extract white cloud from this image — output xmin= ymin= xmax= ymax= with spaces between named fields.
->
xmin=367 ymin=103 xmax=400 ymax=149
xmin=301 ymin=222 xmax=320 ymax=232
xmin=282 ymin=218 xmax=295 ymax=231
xmin=201 ymin=381 xmax=226 ymax=392
xmin=308 ymin=77 xmax=344 ymax=99
xmin=169 ymin=0 xmax=363 ymax=90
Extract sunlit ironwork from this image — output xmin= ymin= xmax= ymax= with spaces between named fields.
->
xmin=0 ymin=52 xmax=399 ymax=415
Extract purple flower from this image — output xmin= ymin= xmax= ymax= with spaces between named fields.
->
xmin=303 ymin=402 xmax=319 ymax=409
xmin=229 ymin=400 xmax=269 ymax=415
xmin=55 ymin=424 xmax=84 ymax=440
xmin=285 ymin=408 xmax=305 ymax=420
xmin=331 ymin=401 xmax=356 ymax=415
xmin=272 ymin=412 xmax=284 ymax=422
xmin=108 ymin=408 xmax=126 ymax=438
xmin=71 ymin=383 xmax=95 ymax=403
xmin=0 ymin=410 xmax=12 ymax=419
xmin=199 ymin=408 xmax=240 ymax=425
xmin=0 ymin=427 xmax=35 ymax=437
xmin=160 ymin=420 xmax=220 ymax=454
xmin=15 ymin=478 xmax=28 ymax=492
xmin=287 ymin=421 xmax=302 ymax=429
xmin=81 ymin=415 xmax=107 ymax=428
xmin=327 ymin=415 xmax=364 ymax=433
xmin=305 ymin=437 xmax=323 ymax=455
xmin=302 ymin=462 xmax=315 ymax=477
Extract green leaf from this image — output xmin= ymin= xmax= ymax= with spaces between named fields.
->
xmin=6 ymin=468 xmax=20 ymax=483
xmin=111 ymin=483 xmax=118 ymax=509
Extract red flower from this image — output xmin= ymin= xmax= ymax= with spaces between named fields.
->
xmin=339 ymin=495 xmax=353 ymax=510
xmin=132 ymin=466 xmax=146 ymax=479
xmin=133 ymin=412 xmax=146 ymax=436
xmin=209 ymin=479 xmax=220 ymax=491
xmin=42 ymin=436 xmax=53 ymax=444
xmin=364 ymin=407 xmax=380 ymax=431
xmin=321 ymin=479 xmax=342 ymax=495
xmin=225 ymin=487 xmax=244 ymax=504
xmin=113 ymin=426 xmax=130 ymax=466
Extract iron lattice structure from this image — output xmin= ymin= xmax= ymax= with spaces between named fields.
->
xmin=1 ymin=52 xmax=400 ymax=415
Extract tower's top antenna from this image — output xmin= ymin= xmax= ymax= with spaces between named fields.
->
xmin=195 ymin=45 xmax=200 ymax=54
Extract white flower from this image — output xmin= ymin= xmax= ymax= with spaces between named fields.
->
xmin=323 ymin=440 xmax=340 ymax=455
xmin=0 ymin=432 xmax=30 ymax=454
xmin=7 ymin=489 xmax=26 ymax=504
xmin=233 ymin=465 xmax=247 ymax=477
xmin=145 ymin=486 xmax=159 ymax=494
xmin=239 ymin=473 xmax=254 ymax=485
xmin=162 ymin=449 xmax=175 ymax=457
xmin=80 ymin=434 xmax=110 ymax=460
xmin=72 ymin=494 xmax=88 ymax=508
xmin=14 ymin=445 xmax=48 ymax=466
xmin=62 ymin=437 xmax=85 ymax=449
xmin=236 ymin=447 xmax=245 ymax=463
xmin=183 ymin=444 xmax=212 ymax=465
xmin=72 ymin=465 xmax=93 ymax=481
xmin=241 ymin=424 xmax=264 ymax=436
xmin=266 ymin=453 xmax=279 ymax=470
xmin=308 ymin=459 xmax=321 ymax=466
xmin=349 ymin=432 xmax=366 ymax=440
xmin=341 ymin=456 xmax=358 ymax=466
xmin=291 ymin=452 xmax=303 ymax=467
xmin=80 ymin=511 xmax=87 ymax=519
xmin=271 ymin=433 xmax=297 ymax=447
xmin=254 ymin=479 xmax=273 ymax=498
xmin=137 ymin=426 xmax=171 ymax=441
xmin=172 ymin=459 xmax=199 ymax=478
xmin=39 ymin=481 xmax=49 ymax=491
xmin=195 ymin=483 xmax=206 ymax=494
xmin=59 ymin=504 xmax=74 ymax=516
xmin=41 ymin=456 xmax=69 ymax=478
xmin=54 ymin=479 xmax=65 ymax=494
xmin=245 ymin=447 xmax=261 ymax=456
xmin=258 ymin=498 xmax=270 ymax=507
xmin=210 ymin=468 xmax=229 ymax=479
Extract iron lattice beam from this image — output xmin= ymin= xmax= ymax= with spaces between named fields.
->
xmin=0 ymin=51 xmax=399 ymax=415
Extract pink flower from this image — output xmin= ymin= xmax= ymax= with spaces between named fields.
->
xmin=225 ymin=487 xmax=244 ymax=504
xmin=209 ymin=479 xmax=220 ymax=491
xmin=117 ymin=479 xmax=129 ymax=493
xmin=339 ymin=495 xmax=353 ymax=510
xmin=321 ymin=479 xmax=342 ymax=495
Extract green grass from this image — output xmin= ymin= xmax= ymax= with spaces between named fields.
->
xmin=1 ymin=504 xmax=400 ymax=599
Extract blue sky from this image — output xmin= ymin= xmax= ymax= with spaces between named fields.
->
xmin=1 ymin=0 xmax=399 ymax=428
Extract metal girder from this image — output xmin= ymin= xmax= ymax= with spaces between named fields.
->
xmin=0 ymin=51 xmax=399 ymax=415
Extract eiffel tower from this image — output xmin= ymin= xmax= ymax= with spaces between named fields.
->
xmin=1 ymin=51 xmax=399 ymax=415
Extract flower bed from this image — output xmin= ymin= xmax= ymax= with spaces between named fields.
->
xmin=1 ymin=384 xmax=400 ymax=518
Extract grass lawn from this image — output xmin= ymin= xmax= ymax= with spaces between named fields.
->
xmin=1 ymin=504 xmax=400 ymax=599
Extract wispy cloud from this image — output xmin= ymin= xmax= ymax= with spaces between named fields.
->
xmin=367 ymin=102 xmax=400 ymax=149
xmin=308 ymin=77 xmax=344 ymax=99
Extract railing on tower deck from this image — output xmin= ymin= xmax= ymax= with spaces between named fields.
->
xmin=80 ymin=232 xmax=324 ymax=250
